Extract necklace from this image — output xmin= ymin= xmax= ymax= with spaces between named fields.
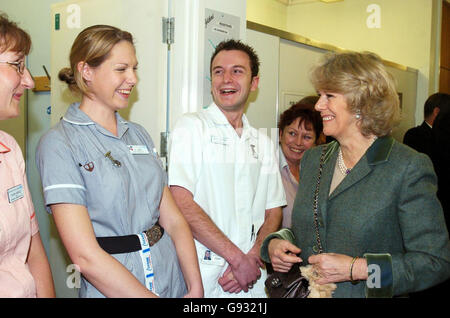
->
xmin=338 ymin=147 xmax=351 ymax=175
xmin=337 ymin=136 xmax=378 ymax=176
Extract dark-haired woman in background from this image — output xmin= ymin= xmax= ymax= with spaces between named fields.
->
xmin=278 ymin=102 xmax=322 ymax=228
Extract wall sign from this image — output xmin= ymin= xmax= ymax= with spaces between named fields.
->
xmin=203 ymin=8 xmax=240 ymax=108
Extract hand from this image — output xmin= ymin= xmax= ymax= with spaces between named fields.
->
xmin=220 ymin=247 xmax=265 ymax=293
xmin=308 ymin=253 xmax=355 ymax=284
xmin=268 ymin=239 xmax=302 ymax=272
xmin=228 ymin=251 xmax=263 ymax=292
xmin=218 ymin=266 xmax=242 ymax=294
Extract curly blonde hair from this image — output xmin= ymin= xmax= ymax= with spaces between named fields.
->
xmin=310 ymin=51 xmax=400 ymax=137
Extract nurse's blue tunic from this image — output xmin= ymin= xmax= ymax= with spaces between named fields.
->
xmin=36 ymin=103 xmax=187 ymax=297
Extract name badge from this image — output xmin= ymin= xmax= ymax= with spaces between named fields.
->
xmin=127 ymin=145 xmax=150 ymax=155
xmin=200 ymin=249 xmax=225 ymax=266
xmin=7 ymin=184 xmax=24 ymax=203
xmin=211 ymin=136 xmax=230 ymax=146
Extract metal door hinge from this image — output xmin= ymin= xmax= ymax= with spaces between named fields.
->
xmin=162 ymin=17 xmax=175 ymax=49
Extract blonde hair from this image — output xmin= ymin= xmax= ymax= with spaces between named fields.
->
xmin=310 ymin=51 xmax=400 ymax=137
xmin=0 ymin=12 xmax=31 ymax=55
xmin=59 ymin=24 xmax=134 ymax=95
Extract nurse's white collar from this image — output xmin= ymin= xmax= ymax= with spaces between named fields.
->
xmin=206 ymin=103 xmax=248 ymax=126
xmin=206 ymin=103 xmax=256 ymax=138
xmin=62 ymin=102 xmax=128 ymax=126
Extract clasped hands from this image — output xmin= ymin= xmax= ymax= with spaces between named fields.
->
xmin=218 ymin=249 xmax=263 ymax=294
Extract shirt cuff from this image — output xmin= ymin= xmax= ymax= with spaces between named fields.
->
xmin=260 ymin=228 xmax=295 ymax=263
xmin=364 ymin=253 xmax=394 ymax=298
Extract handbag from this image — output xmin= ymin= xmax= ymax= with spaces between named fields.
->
xmin=264 ymin=263 xmax=310 ymax=298
xmin=265 ymin=146 xmax=327 ymax=298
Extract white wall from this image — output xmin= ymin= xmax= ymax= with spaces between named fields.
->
xmin=247 ymin=0 xmax=287 ymax=30
xmin=245 ymin=29 xmax=280 ymax=131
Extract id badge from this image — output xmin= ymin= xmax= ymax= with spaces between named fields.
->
xmin=200 ymin=249 xmax=225 ymax=266
xmin=210 ymin=136 xmax=230 ymax=146
xmin=127 ymin=145 xmax=150 ymax=155
xmin=7 ymin=184 xmax=24 ymax=203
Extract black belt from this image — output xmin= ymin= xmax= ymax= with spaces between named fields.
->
xmin=96 ymin=223 xmax=164 ymax=255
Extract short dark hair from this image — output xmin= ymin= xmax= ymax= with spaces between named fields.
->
xmin=210 ymin=39 xmax=260 ymax=78
xmin=424 ymin=93 xmax=450 ymax=119
xmin=278 ymin=102 xmax=323 ymax=141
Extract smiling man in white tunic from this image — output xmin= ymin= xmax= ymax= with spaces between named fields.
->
xmin=168 ymin=40 xmax=286 ymax=298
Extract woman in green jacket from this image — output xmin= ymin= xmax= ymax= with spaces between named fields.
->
xmin=261 ymin=51 xmax=450 ymax=298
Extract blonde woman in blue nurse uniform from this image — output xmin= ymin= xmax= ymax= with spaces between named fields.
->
xmin=36 ymin=25 xmax=203 ymax=298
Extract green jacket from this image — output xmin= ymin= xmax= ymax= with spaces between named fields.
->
xmin=261 ymin=137 xmax=450 ymax=297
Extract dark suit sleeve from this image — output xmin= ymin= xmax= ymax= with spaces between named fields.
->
xmin=403 ymin=123 xmax=433 ymax=157
xmin=403 ymin=128 xmax=420 ymax=150
xmin=392 ymin=153 xmax=450 ymax=295
xmin=402 ymin=129 xmax=412 ymax=144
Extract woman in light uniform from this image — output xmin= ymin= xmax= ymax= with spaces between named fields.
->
xmin=0 ymin=13 xmax=55 ymax=298
xmin=36 ymin=25 xmax=202 ymax=298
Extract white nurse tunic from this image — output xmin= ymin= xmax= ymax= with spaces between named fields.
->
xmin=169 ymin=103 xmax=286 ymax=298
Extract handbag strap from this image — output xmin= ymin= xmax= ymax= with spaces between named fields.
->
xmin=313 ymin=145 xmax=328 ymax=254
